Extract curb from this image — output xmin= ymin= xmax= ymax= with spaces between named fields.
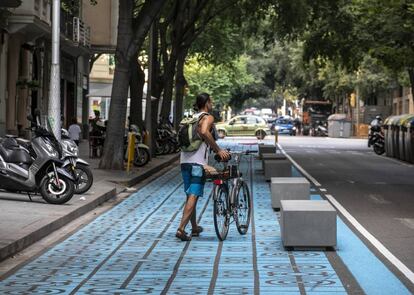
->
xmin=0 ymin=154 xmax=179 ymax=262
xmin=120 ymin=154 xmax=180 ymax=187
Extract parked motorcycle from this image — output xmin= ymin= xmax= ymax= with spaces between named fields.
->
xmin=368 ymin=116 xmax=385 ymax=155
xmin=156 ymin=119 xmax=180 ymax=154
xmin=124 ymin=125 xmax=150 ymax=167
xmin=311 ymin=121 xmax=328 ymax=137
xmin=0 ymin=115 xmax=75 ymax=204
xmin=61 ymin=129 xmax=94 ymax=194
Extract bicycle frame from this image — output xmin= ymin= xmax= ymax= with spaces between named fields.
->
xmin=212 ymin=151 xmax=249 ymax=216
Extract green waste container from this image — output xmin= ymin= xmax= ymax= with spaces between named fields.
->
xmin=404 ymin=116 xmax=414 ymax=164
xmin=399 ymin=115 xmax=414 ymax=162
xmin=383 ymin=117 xmax=392 ymax=157
xmin=391 ymin=115 xmax=406 ymax=159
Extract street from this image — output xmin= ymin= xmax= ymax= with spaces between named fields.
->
xmin=277 ymin=135 xmax=414 ymax=283
xmin=0 ymin=136 xmax=413 ymax=294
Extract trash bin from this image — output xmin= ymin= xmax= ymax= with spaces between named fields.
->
xmin=389 ymin=115 xmax=405 ymax=159
xmin=398 ymin=115 xmax=414 ymax=161
xmin=327 ymin=114 xmax=351 ymax=138
xmin=404 ymin=116 xmax=414 ymax=164
xmin=383 ymin=116 xmax=392 ymax=157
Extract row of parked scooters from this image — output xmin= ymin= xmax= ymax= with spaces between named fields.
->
xmin=124 ymin=120 xmax=180 ymax=168
xmin=0 ymin=110 xmax=93 ymax=205
xmin=155 ymin=120 xmax=180 ymax=155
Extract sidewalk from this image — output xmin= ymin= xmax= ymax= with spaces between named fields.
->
xmin=0 ymin=141 xmax=179 ymax=262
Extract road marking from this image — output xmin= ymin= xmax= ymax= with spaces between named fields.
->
xmin=395 ymin=218 xmax=414 ymax=231
xmin=325 ymin=194 xmax=414 ymax=285
xmin=367 ymin=194 xmax=391 ymax=205
xmin=279 ymin=140 xmax=414 ymax=285
xmin=277 ymin=144 xmax=321 ymax=187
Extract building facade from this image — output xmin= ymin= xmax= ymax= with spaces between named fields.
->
xmin=392 ymin=87 xmax=414 ymax=115
xmin=0 ymin=0 xmax=92 ymax=137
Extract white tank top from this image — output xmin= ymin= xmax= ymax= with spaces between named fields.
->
xmin=180 ymin=112 xmax=209 ymax=166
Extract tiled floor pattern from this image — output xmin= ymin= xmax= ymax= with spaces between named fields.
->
xmin=0 ymin=143 xmax=348 ymax=294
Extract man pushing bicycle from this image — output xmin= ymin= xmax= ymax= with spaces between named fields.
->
xmin=176 ymin=93 xmax=230 ymax=241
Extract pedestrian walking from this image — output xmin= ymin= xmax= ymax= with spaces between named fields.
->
xmin=176 ymin=93 xmax=230 ymax=241
xmin=68 ymin=117 xmax=82 ymax=146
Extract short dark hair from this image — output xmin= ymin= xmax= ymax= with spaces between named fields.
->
xmin=194 ymin=93 xmax=210 ymax=111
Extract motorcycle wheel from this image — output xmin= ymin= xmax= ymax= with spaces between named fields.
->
xmin=40 ymin=174 xmax=75 ymax=204
xmin=134 ymin=147 xmax=150 ymax=167
xmin=73 ymin=164 xmax=94 ymax=194
xmin=156 ymin=141 xmax=167 ymax=155
xmin=373 ymin=145 xmax=385 ymax=155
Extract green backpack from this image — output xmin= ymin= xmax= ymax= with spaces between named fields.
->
xmin=178 ymin=113 xmax=209 ymax=152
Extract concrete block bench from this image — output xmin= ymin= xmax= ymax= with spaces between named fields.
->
xmin=258 ymin=144 xmax=277 ymax=158
xmin=280 ymin=200 xmax=337 ymax=248
xmin=262 ymin=153 xmax=287 ymax=170
xmin=264 ymin=157 xmax=291 ymax=180
xmin=271 ymin=177 xmax=310 ymax=209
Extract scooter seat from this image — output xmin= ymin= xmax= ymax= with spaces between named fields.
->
xmin=0 ymin=139 xmax=32 ymax=164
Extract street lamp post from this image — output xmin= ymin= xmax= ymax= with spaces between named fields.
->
xmin=145 ymin=23 xmax=154 ymax=158
xmin=48 ymin=0 xmax=61 ymax=141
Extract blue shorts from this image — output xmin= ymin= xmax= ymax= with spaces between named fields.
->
xmin=181 ymin=163 xmax=205 ymax=198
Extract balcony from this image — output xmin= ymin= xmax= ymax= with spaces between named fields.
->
xmin=7 ymin=0 xmax=51 ymax=34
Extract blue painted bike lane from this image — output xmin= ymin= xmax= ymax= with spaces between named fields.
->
xmin=0 ymin=141 xmax=411 ymax=294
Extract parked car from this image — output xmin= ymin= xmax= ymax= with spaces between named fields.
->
xmin=216 ymin=115 xmax=271 ymax=139
xmin=271 ymin=117 xmax=296 ymax=136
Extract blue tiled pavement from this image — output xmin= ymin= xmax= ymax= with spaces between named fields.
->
xmin=0 ymin=140 xmax=408 ymax=294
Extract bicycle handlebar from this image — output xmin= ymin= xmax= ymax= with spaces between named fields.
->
xmin=214 ymin=150 xmax=257 ymax=162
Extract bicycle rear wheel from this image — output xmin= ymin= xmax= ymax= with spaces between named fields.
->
xmin=213 ymin=184 xmax=230 ymax=241
xmin=235 ymin=181 xmax=251 ymax=235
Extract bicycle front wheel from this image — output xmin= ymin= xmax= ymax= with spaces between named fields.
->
xmin=235 ymin=181 xmax=251 ymax=235
xmin=213 ymin=184 xmax=230 ymax=241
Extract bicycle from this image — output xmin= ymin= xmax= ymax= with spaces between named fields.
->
xmin=206 ymin=150 xmax=254 ymax=241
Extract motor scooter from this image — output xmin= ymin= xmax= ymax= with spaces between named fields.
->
xmin=124 ymin=125 xmax=150 ymax=167
xmin=0 ymin=114 xmax=75 ymax=204
xmin=61 ymin=129 xmax=94 ymax=194
xmin=312 ymin=121 xmax=328 ymax=137
xmin=368 ymin=116 xmax=385 ymax=155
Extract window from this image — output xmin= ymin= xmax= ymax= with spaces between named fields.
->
xmin=232 ymin=117 xmax=246 ymax=125
xmin=246 ymin=117 xmax=257 ymax=125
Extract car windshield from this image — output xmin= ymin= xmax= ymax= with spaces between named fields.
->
xmin=276 ymin=119 xmax=292 ymax=125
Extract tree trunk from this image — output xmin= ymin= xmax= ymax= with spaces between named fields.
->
xmin=174 ymin=49 xmax=187 ymax=130
xmin=129 ymin=56 xmax=145 ymax=129
xmin=152 ymin=22 xmax=164 ymax=99
xmin=99 ymin=0 xmax=166 ymax=170
xmin=160 ymin=51 xmax=177 ymax=121
xmin=408 ymin=68 xmax=414 ymax=102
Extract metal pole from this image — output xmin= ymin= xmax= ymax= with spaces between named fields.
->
xmin=48 ymin=0 xmax=61 ymax=141
xmin=356 ymin=88 xmax=360 ymax=137
xmin=145 ymin=23 xmax=153 ymax=158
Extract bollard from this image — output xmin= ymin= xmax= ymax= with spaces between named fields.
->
xmin=126 ymin=132 xmax=136 ymax=173
xmin=274 ymin=130 xmax=278 ymax=144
